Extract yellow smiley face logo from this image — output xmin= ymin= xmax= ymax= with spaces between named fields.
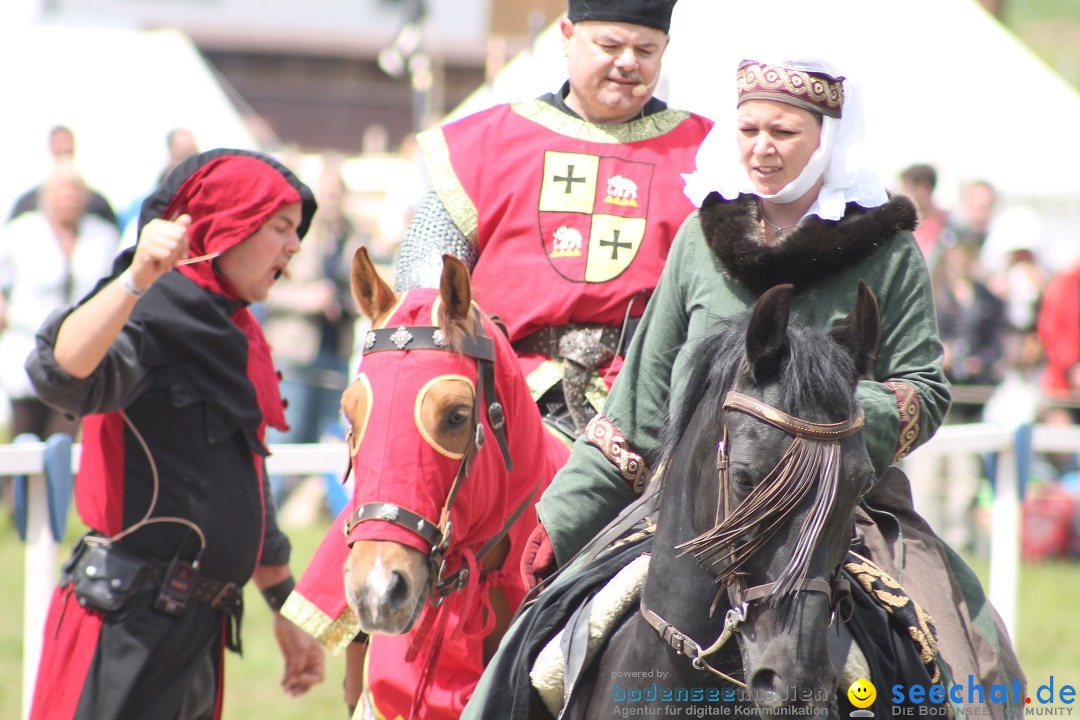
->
xmin=848 ymin=678 xmax=876 ymax=709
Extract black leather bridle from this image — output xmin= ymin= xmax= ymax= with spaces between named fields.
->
xmin=640 ymin=391 xmax=863 ymax=685
xmin=340 ymin=311 xmax=526 ymax=605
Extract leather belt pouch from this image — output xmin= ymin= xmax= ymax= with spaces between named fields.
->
xmin=66 ymin=539 xmax=151 ymax=613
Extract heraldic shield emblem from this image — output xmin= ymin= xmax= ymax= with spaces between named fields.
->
xmin=538 ymin=150 xmax=654 ymax=283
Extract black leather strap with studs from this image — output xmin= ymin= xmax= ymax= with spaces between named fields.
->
xmin=362 ymin=325 xmax=495 ymax=362
xmin=344 ymin=502 xmax=442 ymax=548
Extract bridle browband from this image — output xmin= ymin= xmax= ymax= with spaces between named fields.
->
xmin=722 ymin=391 xmax=864 ymax=441
xmin=341 ymin=311 xmax=528 ymax=605
xmin=640 ymin=390 xmax=863 ymax=686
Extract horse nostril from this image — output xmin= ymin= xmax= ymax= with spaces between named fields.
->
xmin=385 ymin=571 xmax=411 ymax=612
xmin=751 ymin=668 xmax=784 ymax=707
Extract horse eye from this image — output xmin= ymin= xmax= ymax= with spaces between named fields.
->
xmin=731 ymin=468 xmax=756 ymax=489
xmin=446 ymin=408 xmax=471 ymax=429
xmin=859 ymin=471 xmax=874 ymax=495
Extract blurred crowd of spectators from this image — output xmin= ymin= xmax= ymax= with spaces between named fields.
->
xmin=0 ymin=124 xmax=424 ymax=521
xmin=899 ymin=163 xmax=1080 ymax=557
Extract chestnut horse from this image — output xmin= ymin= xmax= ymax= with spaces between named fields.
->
xmin=287 ymin=247 xmax=569 ymax=720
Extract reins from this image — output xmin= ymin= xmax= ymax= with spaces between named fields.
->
xmin=639 ymin=390 xmax=862 ymax=685
xmin=339 ymin=310 xmax=528 ymax=604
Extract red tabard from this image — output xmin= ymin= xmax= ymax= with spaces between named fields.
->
xmin=421 ymin=100 xmax=713 ymax=349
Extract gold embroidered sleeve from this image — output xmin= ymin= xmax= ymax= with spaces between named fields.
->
xmin=884 ymin=381 xmax=921 ymax=462
xmin=585 ymin=413 xmax=649 ymax=495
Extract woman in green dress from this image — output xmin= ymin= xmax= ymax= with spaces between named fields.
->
xmin=523 ymin=56 xmax=1022 ymax=717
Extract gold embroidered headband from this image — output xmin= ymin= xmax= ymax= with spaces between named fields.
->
xmin=737 ymin=60 xmax=845 ymax=118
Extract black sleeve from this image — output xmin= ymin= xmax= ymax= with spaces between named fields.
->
xmin=26 ymin=306 xmax=158 ymax=417
xmin=259 ymin=457 xmax=293 ymax=566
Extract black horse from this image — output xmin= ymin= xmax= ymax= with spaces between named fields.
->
xmin=465 ymin=282 xmax=943 ymax=720
xmin=567 ymin=282 xmax=882 ymax=719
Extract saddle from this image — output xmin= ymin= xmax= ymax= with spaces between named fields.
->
xmin=528 ymin=546 xmax=942 ymax=718
xmin=466 ymin=486 xmax=942 ymax=720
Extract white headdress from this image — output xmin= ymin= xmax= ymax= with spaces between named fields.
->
xmin=682 ymin=57 xmax=889 ymax=221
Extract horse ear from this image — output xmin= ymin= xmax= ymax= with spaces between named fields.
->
xmin=351 ymin=246 xmax=397 ymax=324
xmin=745 ymin=283 xmax=794 ymax=383
xmin=439 ymin=254 xmax=472 ymax=323
xmin=829 ymin=280 xmax=881 ymax=377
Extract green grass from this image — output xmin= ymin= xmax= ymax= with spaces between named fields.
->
xmin=3 ymin=509 xmax=1080 ymax=718
xmin=220 ymin=521 xmax=349 ymax=719
xmin=1006 ymin=0 xmax=1080 ymax=90
xmin=0 ymin=512 xmax=349 ymax=720
xmin=965 ymin=554 xmax=1080 ymax=691
xmin=1004 ymin=0 xmax=1080 ymax=25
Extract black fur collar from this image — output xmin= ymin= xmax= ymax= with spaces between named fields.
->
xmin=698 ymin=193 xmax=917 ymax=295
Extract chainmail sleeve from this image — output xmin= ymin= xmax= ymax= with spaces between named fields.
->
xmin=394 ymin=191 xmax=478 ymax=292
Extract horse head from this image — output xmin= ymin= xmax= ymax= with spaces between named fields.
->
xmin=340 ymin=247 xmax=560 ymax=638
xmin=646 ymin=282 xmax=880 ymax=716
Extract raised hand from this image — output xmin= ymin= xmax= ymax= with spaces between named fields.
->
xmin=129 ymin=214 xmax=192 ymax=291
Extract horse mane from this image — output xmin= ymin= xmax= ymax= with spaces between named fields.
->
xmin=660 ymin=311 xmax=860 ymax=461
xmin=658 ymin=308 xmax=862 ymax=598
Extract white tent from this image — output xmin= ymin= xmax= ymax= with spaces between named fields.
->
xmin=448 ymin=0 xmax=1080 ymax=267
xmin=0 ymin=24 xmax=260 ymax=224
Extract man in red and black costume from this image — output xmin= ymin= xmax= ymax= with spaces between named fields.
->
xmin=26 ymin=149 xmax=325 ymax=719
xmin=394 ymin=0 xmax=712 ymax=438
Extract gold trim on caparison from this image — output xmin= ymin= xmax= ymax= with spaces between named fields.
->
xmin=361 ymin=659 xmax=398 ymax=720
xmin=349 ymin=373 xmax=374 ymax=457
xmin=279 ymin=591 xmax=363 ymax=655
xmin=414 ymin=374 xmax=476 ymax=459
xmin=372 ymin=291 xmax=409 ymax=331
xmin=429 ymin=296 xmax=485 ymax=336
